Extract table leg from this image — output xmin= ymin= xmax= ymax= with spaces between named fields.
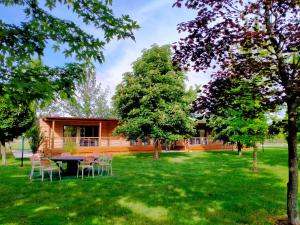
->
xmin=66 ymin=161 xmax=79 ymax=176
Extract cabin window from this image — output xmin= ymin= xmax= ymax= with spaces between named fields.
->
xmin=63 ymin=126 xmax=77 ymax=137
xmin=80 ymin=126 xmax=99 ymax=137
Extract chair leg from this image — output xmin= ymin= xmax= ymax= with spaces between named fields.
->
xmin=92 ymin=167 xmax=94 ymax=178
xmin=30 ymin=167 xmax=34 ymax=180
xmin=59 ymin=169 xmax=61 ymax=181
xmin=50 ymin=170 xmax=52 ymax=182
xmin=42 ymin=170 xmax=44 ymax=182
xmin=101 ymin=165 xmax=104 ymax=176
xmin=82 ymin=168 xmax=84 ymax=179
xmin=77 ymin=166 xmax=79 ymax=178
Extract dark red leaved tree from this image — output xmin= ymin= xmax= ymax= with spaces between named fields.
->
xmin=173 ymin=0 xmax=300 ymax=224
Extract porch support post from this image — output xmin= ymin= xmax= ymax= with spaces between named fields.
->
xmin=51 ymin=120 xmax=55 ymax=151
xmin=76 ymin=127 xmax=80 ymax=147
xmin=99 ymin=122 xmax=102 ymax=147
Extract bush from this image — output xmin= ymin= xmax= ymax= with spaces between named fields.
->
xmin=26 ymin=123 xmax=44 ymax=154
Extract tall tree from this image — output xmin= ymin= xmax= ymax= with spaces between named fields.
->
xmin=65 ymin=71 xmax=111 ymax=118
xmin=173 ymin=1 xmax=300 ymax=223
xmin=39 ymin=70 xmax=112 ymax=118
xmin=0 ymin=97 xmax=35 ymax=165
xmin=113 ymin=45 xmax=195 ymax=160
xmin=194 ymin=71 xmax=269 ymax=163
xmin=0 ymin=0 xmax=138 ymax=144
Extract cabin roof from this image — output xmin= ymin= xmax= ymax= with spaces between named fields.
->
xmin=42 ymin=116 xmax=119 ymax=122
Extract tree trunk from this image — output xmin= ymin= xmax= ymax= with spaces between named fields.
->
xmin=253 ymin=144 xmax=258 ymax=172
xmin=287 ymin=100 xmax=299 ymax=225
xmin=1 ymin=144 xmax=6 ymax=165
xmin=261 ymin=141 xmax=265 ymax=152
xmin=153 ymin=139 xmax=159 ymax=160
xmin=237 ymin=141 xmax=242 ymax=157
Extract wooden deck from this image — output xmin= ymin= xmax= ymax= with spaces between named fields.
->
xmin=43 ymin=143 xmax=233 ymax=157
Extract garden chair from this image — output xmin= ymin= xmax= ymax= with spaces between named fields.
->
xmin=61 ymin=152 xmax=71 ymax=156
xmin=77 ymin=156 xmax=95 ymax=179
xmin=94 ymin=154 xmax=112 ymax=176
xmin=40 ymin=158 xmax=61 ymax=182
xmin=29 ymin=153 xmax=42 ymax=180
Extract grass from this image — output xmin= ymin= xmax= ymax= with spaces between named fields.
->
xmin=0 ymin=147 xmax=295 ymax=225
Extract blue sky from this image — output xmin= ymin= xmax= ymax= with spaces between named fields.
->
xmin=0 ymin=0 xmax=211 ymax=99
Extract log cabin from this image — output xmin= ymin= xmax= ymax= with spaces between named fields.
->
xmin=39 ymin=117 xmax=232 ymax=156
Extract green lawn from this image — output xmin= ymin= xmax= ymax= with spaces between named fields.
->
xmin=0 ymin=147 xmax=294 ymax=225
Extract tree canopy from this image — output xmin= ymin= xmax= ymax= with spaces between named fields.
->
xmin=0 ymin=0 xmax=138 ymax=145
xmin=113 ymin=45 xmax=195 ymax=159
xmin=174 ymin=0 xmax=300 ymax=223
xmin=39 ymin=70 xmax=112 ymax=118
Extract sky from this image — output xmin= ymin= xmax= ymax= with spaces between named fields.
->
xmin=0 ymin=0 xmax=212 ymax=101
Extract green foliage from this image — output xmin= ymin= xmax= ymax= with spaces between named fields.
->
xmin=0 ymin=97 xmax=35 ymax=146
xmin=208 ymin=78 xmax=269 ymax=148
xmin=0 ymin=0 xmax=138 ymax=142
xmin=63 ymin=127 xmax=76 ymax=153
xmin=25 ymin=122 xmax=44 ymax=154
xmin=113 ymin=45 xmax=195 ymax=144
xmin=63 ymin=138 xmax=76 ymax=154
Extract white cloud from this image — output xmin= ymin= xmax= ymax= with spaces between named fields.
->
xmin=96 ymin=1 xmax=209 ymax=102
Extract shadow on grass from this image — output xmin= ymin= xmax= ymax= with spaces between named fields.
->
xmin=0 ymin=150 xmax=288 ymax=225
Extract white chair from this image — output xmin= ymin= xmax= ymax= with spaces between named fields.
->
xmin=40 ymin=158 xmax=61 ymax=182
xmin=29 ymin=153 xmax=42 ymax=180
xmin=77 ymin=156 xmax=95 ymax=179
xmin=61 ymin=152 xmax=71 ymax=156
xmin=94 ymin=154 xmax=112 ymax=176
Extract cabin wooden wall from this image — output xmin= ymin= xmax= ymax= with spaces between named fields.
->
xmin=39 ymin=118 xmax=233 ymax=156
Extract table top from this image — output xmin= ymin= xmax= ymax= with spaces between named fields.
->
xmin=51 ymin=156 xmax=86 ymax=161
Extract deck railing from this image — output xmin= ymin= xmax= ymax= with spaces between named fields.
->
xmin=62 ymin=137 xmax=129 ymax=147
xmin=189 ymin=137 xmax=216 ymax=145
xmin=59 ymin=136 xmax=219 ymax=148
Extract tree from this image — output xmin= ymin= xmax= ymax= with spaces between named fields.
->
xmin=0 ymin=0 xmax=138 ymax=148
xmin=0 ymin=97 xmax=35 ymax=165
xmin=113 ymin=45 xmax=195 ymax=160
xmin=25 ymin=121 xmax=44 ymax=154
xmin=39 ymin=70 xmax=112 ymax=118
xmin=196 ymin=75 xmax=268 ymax=168
xmin=173 ymin=1 xmax=300 ymax=223
xmin=64 ymin=71 xmax=112 ymax=118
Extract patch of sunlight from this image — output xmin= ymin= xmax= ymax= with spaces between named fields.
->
xmin=109 ymin=217 xmax=127 ymax=225
xmin=192 ymin=215 xmax=208 ymax=223
xmin=167 ymin=156 xmax=190 ymax=164
xmin=206 ymin=201 xmax=223 ymax=214
xmin=118 ymin=197 xmax=168 ymax=221
xmin=260 ymin=164 xmax=287 ymax=184
xmin=65 ymin=182 xmax=77 ymax=187
xmin=10 ymin=174 xmax=27 ymax=178
xmin=4 ymin=223 xmax=18 ymax=225
xmin=68 ymin=212 xmax=77 ymax=217
xmin=13 ymin=199 xmax=25 ymax=207
xmin=121 ymin=155 xmax=136 ymax=159
xmin=94 ymin=198 xmax=102 ymax=204
xmin=34 ymin=205 xmax=56 ymax=212
xmin=92 ymin=217 xmax=101 ymax=224
xmin=174 ymin=188 xmax=187 ymax=197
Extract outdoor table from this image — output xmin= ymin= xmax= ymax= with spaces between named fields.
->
xmin=51 ymin=156 xmax=86 ymax=176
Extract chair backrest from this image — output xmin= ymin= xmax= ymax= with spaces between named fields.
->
xmin=103 ymin=154 xmax=112 ymax=163
xmin=30 ymin=153 xmax=41 ymax=162
xmin=40 ymin=158 xmax=52 ymax=168
xmin=82 ymin=156 xmax=95 ymax=165
xmin=61 ymin=152 xmax=71 ymax=156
